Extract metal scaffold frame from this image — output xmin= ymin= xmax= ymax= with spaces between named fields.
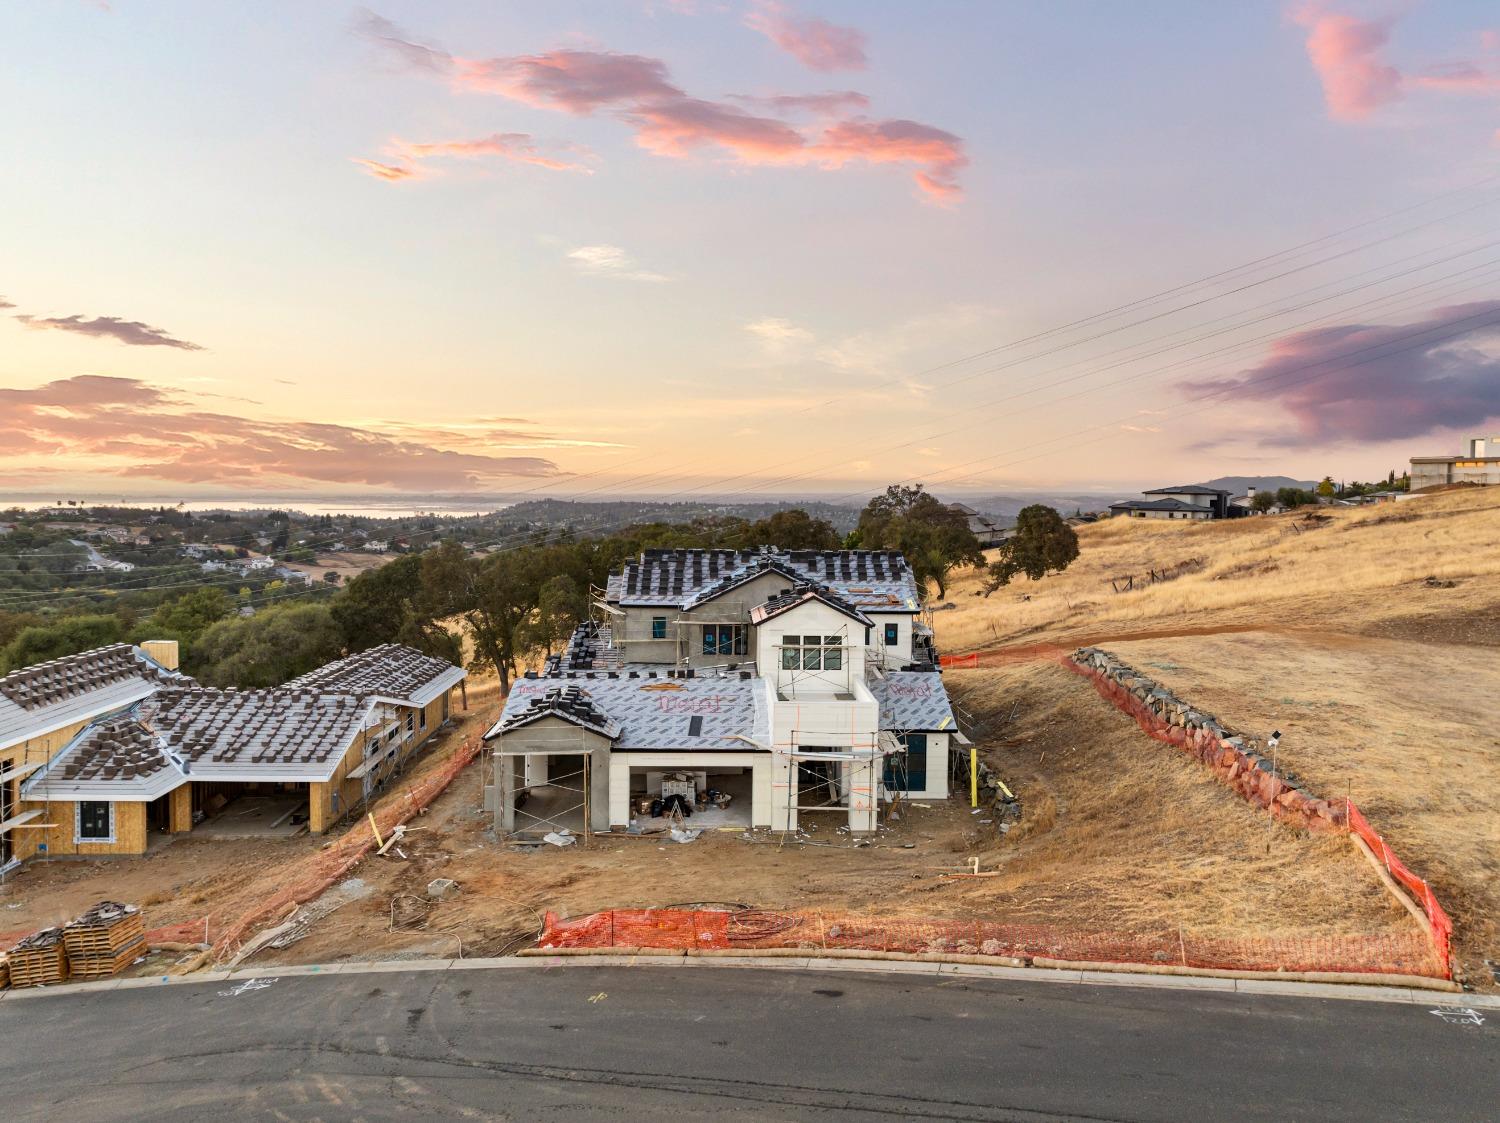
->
xmin=493 ymin=750 xmax=592 ymax=842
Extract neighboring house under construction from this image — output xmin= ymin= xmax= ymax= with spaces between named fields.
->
xmin=0 ymin=642 xmax=465 ymax=870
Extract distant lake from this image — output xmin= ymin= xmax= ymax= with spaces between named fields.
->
xmin=0 ymin=494 xmax=515 ymax=519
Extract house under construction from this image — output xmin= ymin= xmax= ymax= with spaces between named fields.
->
xmin=0 ymin=641 xmax=465 ymax=870
xmin=483 ymin=547 xmax=965 ymax=837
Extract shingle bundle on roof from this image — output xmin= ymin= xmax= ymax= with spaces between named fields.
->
xmin=59 ymin=717 xmax=171 ymax=782
xmin=142 ymin=688 xmax=367 ymax=770
xmin=606 ymin=548 xmax=919 ymax=610
xmin=0 ymin=643 xmax=188 ymax=711
xmin=751 ymin=583 xmax=873 ymax=627
xmin=284 ymin=643 xmax=464 ymax=705
xmin=494 ymin=685 xmax=622 ymax=740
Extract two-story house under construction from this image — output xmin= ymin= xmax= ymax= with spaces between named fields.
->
xmin=483 ymin=548 xmax=965 ymax=837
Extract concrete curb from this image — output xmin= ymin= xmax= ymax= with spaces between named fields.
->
xmin=1 ymin=953 xmax=1496 ymax=1009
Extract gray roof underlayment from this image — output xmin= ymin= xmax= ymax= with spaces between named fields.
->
xmin=868 ymin=672 xmax=959 ymax=732
xmin=486 ymin=674 xmax=771 ymax=751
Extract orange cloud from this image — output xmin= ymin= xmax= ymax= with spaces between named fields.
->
xmin=744 ymin=1 xmax=868 ymax=72
xmin=1292 ymin=6 xmax=1403 ymax=121
xmin=0 ymin=376 xmax=562 ymax=491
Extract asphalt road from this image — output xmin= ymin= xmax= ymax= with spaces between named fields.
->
xmin=0 ymin=965 xmax=1494 ymax=1121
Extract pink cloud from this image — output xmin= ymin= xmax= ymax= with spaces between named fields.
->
xmin=0 ymin=376 xmax=562 ymax=490
xmin=1178 ymin=301 xmax=1500 ymax=446
xmin=745 ymin=1 xmax=868 ymax=72
xmin=1292 ymin=6 xmax=1403 ymax=121
xmin=352 ymin=157 xmax=421 ymax=182
xmin=729 ymin=90 xmax=872 ymax=116
xmin=455 ymin=50 xmax=680 ymax=112
xmin=1412 ymin=61 xmax=1500 ymax=94
xmin=396 ymin=132 xmax=593 ymax=173
xmin=358 ymin=15 xmax=963 ymax=202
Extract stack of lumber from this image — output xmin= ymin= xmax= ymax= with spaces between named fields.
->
xmin=8 ymin=927 xmax=68 ymax=988
xmin=63 ymin=901 xmax=145 ymax=980
xmin=0 ymin=951 xmax=10 ymax=989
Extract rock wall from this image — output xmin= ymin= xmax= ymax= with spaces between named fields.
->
xmin=1067 ymin=648 xmax=1348 ymax=832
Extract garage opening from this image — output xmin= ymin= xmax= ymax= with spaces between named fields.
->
xmin=628 ymin=765 xmax=752 ymax=831
xmin=190 ymin=782 xmax=308 ymax=838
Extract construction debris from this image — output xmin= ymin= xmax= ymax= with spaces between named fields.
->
xmin=426 ymin=878 xmax=460 ymax=900
xmin=8 ymin=927 xmax=68 ymax=988
xmin=63 ymin=901 xmax=146 ymax=980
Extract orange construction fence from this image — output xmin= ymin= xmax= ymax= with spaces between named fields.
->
xmin=537 ymin=908 xmax=1444 ymax=977
xmin=1347 ymin=802 xmax=1452 ymax=973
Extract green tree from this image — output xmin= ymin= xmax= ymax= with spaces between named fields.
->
xmin=742 ymin=509 xmax=841 ymax=550
xmin=0 ymin=614 xmax=126 ymax=673
xmin=985 ymin=505 xmax=1080 ymax=593
xmin=191 ymin=603 xmax=344 ymax=687
xmin=856 ymin=484 xmax=984 ymax=600
xmin=1317 ymin=476 xmax=1336 ymax=498
xmin=517 ymin=574 xmax=588 ymax=660
xmin=330 ymin=553 xmax=425 ymax=652
xmin=1251 ymin=490 xmax=1277 ymax=513
xmin=142 ymin=586 xmax=231 ymax=646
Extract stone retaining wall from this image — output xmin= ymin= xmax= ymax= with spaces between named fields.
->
xmin=1068 ymin=648 xmax=1347 ymax=832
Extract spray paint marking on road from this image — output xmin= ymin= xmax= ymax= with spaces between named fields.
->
xmin=218 ymin=978 xmax=277 ymax=998
xmin=1430 ymin=1008 xmax=1485 ymax=1026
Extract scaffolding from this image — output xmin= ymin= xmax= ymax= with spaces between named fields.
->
xmin=492 ymin=750 xmax=592 ymax=841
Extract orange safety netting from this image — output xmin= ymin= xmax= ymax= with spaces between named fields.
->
xmin=1063 ymin=656 xmax=1453 ymax=978
xmin=1347 ymin=802 xmax=1452 ymax=972
xmin=537 ymin=908 xmax=1445 ymax=976
xmin=206 ymin=732 xmax=484 ymax=960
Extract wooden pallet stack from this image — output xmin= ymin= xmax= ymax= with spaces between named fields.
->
xmin=63 ymin=901 xmax=146 ymax=980
xmin=7 ymin=927 xmax=68 ymax=988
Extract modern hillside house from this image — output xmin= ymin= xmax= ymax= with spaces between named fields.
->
xmin=484 ymin=547 xmax=964 ymax=837
xmin=1109 ymin=485 xmax=1236 ymax=520
xmin=0 ymin=642 xmax=464 ymax=869
xmin=1410 ymin=434 xmax=1500 ymax=490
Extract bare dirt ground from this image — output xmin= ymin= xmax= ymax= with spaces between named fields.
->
xmin=243 ymin=658 xmax=1409 ymax=970
xmin=285 ymin=550 xmax=393 ymax=584
xmin=1102 ymin=631 xmax=1500 ymax=985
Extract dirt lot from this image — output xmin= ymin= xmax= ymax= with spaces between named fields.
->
xmin=1102 ymin=631 xmax=1500 ymax=982
xmin=285 ymin=550 xmax=393 ymax=584
xmin=240 ymin=658 xmax=1410 ymax=970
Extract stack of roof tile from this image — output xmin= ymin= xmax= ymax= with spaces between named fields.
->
xmin=0 ymin=644 xmax=184 ymax=711
xmin=7 ymin=927 xmax=68 ymax=988
xmin=64 ymin=901 xmax=146 ymax=979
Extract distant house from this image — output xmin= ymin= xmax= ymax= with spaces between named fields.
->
xmin=946 ymin=502 xmax=1009 ymax=548
xmin=1109 ymin=485 xmax=1237 ymax=520
xmin=1411 ymin=434 xmax=1500 ymax=490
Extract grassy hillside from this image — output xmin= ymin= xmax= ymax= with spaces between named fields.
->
xmin=933 ymin=486 xmax=1500 ymax=654
xmin=933 ymin=485 xmax=1500 ymax=985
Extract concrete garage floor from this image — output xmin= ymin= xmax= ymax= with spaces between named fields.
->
xmin=630 ymin=772 xmax=752 ymax=833
xmin=191 ymin=795 xmax=307 ymax=840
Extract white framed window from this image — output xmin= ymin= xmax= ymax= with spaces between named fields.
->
xmin=76 ymin=801 xmax=114 ymax=843
xmin=780 ymin=635 xmax=844 ymax=671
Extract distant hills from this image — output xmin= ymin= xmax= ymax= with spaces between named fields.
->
xmin=1196 ymin=476 xmax=1318 ymax=494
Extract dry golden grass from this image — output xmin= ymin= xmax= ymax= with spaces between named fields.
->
xmin=933 ymin=486 xmax=1500 ymax=654
xmin=942 ymin=661 xmax=1409 ymax=939
xmin=1104 ymin=631 xmax=1500 ymax=974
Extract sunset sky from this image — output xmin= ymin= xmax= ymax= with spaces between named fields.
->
xmin=4 ymin=1 xmax=1500 ymax=501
